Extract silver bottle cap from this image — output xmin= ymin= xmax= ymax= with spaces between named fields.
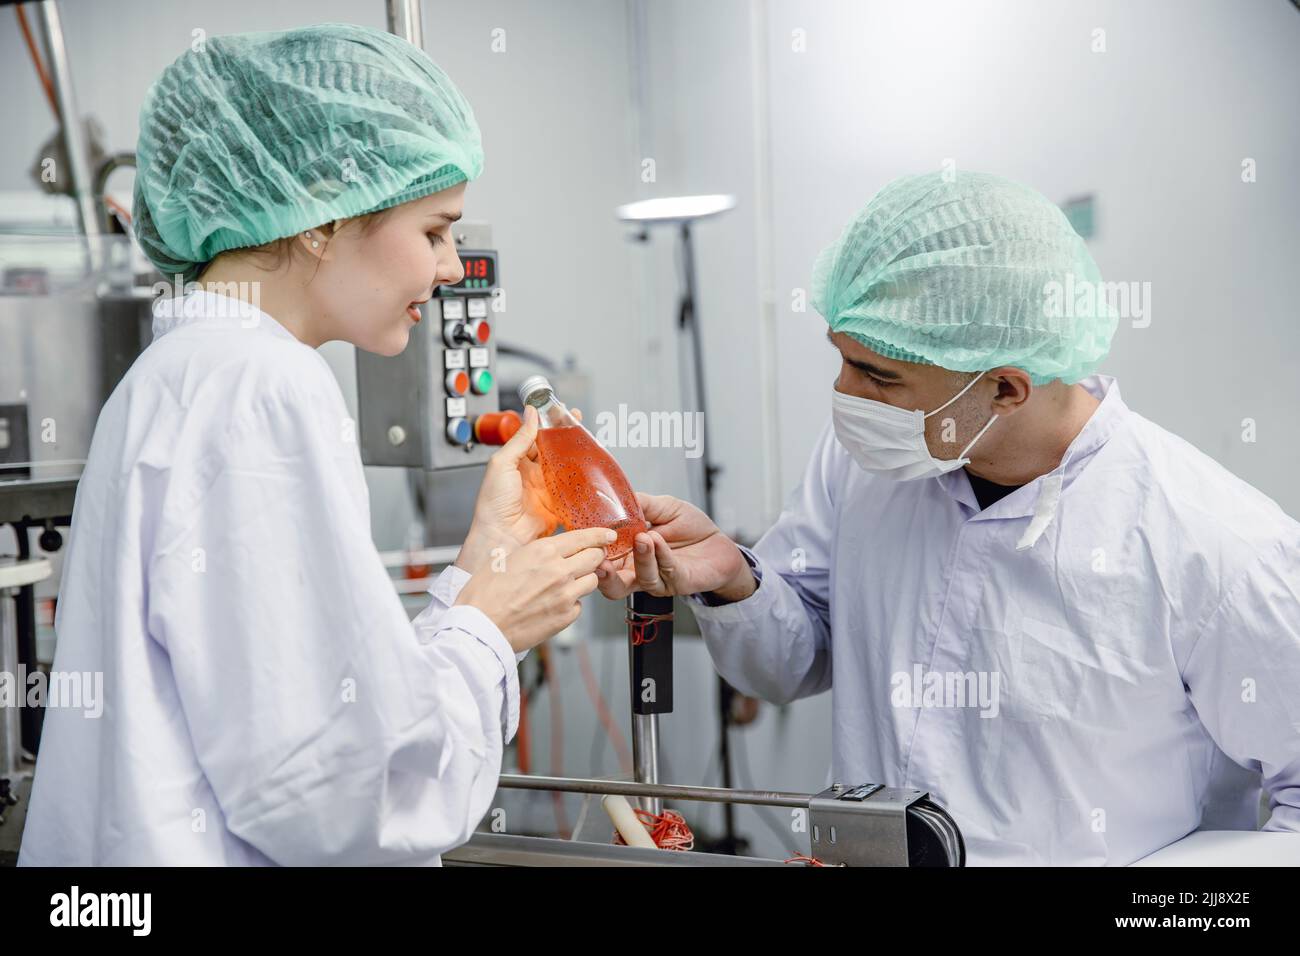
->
xmin=517 ymin=374 xmax=553 ymax=405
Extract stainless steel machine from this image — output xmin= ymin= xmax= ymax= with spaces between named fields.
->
xmin=1 ymin=1 xmax=156 ymax=845
xmin=0 ymin=269 xmax=154 ymax=831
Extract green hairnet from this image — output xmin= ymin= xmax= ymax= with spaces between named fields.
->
xmin=133 ymin=23 xmax=483 ymax=282
xmin=811 ymin=171 xmax=1115 ymax=386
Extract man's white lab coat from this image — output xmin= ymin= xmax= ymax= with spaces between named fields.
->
xmin=688 ymin=375 xmax=1300 ymax=865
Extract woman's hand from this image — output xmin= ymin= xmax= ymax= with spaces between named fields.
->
xmin=593 ymin=492 xmax=755 ymax=602
xmin=455 ymin=527 xmax=614 ymax=653
xmin=455 ymin=404 xmax=585 ymax=575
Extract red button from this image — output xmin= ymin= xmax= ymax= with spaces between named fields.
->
xmin=474 ymin=410 xmax=521 ymax=445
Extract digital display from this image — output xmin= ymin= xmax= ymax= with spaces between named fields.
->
xmin=446 ymin=251 xmax=497 ymax=292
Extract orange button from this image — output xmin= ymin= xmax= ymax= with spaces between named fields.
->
xmin=445 ymin=370 xmax=470 ymax=396
xmin=474 ymin=410 xmax=522 ymax=445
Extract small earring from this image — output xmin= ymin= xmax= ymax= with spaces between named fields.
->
xmin=311 ymin=240 xmax=320 ymax=249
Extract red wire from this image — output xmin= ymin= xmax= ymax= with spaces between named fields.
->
xmin=612 ymin=807 xmax=695 ymax=851
xmin=16 ymin=7 xmax=59 ymax=117
xmin=575 ymin=639 xmax=632 ymax=774
xmin=784 ymin=853 xmax=827 ymax=866
xmin=104 ymin=196 xmax=132 ymax=228
xmin=626 ymin=608 xmax=673 ymax=647
xmin=541 ymin=648 xmax=570 ymax=839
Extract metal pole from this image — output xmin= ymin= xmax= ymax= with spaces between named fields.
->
xmin=0 ymin=589 xmax=22 ymax=779
xmin=498 ymin=773 xmax=810 ymax=810
xmin=628 ymin=593 xmax=660 ymax=816
xmin=678 ymin=222 xmax=716 ymax=518
xmin=35 ymin=1 xmax=102 ymax=273
xmin=631 ymin=712 xmax=660 ymax=815
xmin=385 ymin=0 xmax=424 ymax=47
xmin=677 ymin=222 xmax=741 ymax=846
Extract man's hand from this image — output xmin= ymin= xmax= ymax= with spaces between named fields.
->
xmin=594 ymin=492 xmax=756 ymax=602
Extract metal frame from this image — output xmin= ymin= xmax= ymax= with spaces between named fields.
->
xmin=444 ymin=832 xmax=784 ymax=867
xmin=470 ymin=773 xmax=932 ymax=867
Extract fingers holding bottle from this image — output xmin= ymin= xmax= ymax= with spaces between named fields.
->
xmin=455 ymin=526 xmax=616 ymax=652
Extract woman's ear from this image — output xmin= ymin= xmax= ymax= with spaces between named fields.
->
xmin=296 ymin=225 xmax=331 ymax=262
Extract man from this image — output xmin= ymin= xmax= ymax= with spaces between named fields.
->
xmin=595 ymin=170 xmax=1300 ymax=865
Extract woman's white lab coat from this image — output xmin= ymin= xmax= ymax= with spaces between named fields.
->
xmin=19 ymin=291 xmax=518 ymax=865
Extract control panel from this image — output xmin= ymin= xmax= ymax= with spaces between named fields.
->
xmin=356 ymin=222 xmax=519 ymax=470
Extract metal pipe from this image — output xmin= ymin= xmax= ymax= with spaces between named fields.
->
xmin=497 ymin=773 xmax=810 ymax=810
xmin=92 ymin=151 xmax=136 ymax=232
xmin=627 ymin=592 xmax=661 ymax=815
xmin=631 ymin=714 xmax=661 ymax=815
xmin=35 ymin=1 xmax=100 ymax=239
xmin=385 ymin=0 xmax=424 ymax=48
xmin=0 ymin=589 xmax=22 ymax=778
xmin=748 ymin=0 xmax=783 ymax=527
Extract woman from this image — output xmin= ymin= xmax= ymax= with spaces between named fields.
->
xmin=19 ymin=23 xmax=611 ymax=866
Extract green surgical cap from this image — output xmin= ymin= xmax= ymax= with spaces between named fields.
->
xmin=811 ymin=171 xmax=1115 ymax=386
xmin=133 ymin=23 xmax=484 ymax=282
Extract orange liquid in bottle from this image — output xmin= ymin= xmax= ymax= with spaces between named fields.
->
xmin=535 ymin=425 xmax=648 ymax=560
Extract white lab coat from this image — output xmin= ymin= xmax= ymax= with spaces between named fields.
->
xmin=688 ymin=375 xmax=1300 ymax=865
xmin=19 ymin=291 xmax=518 ymax=866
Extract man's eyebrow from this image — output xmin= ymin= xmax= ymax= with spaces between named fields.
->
xmin=824 ymin=328 xmax=903 ymax=380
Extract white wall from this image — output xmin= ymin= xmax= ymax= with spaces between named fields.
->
xmin=755 ymin=0 xmax=1300 ymax=507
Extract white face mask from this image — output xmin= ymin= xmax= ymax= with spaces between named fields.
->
xmin=831 ymin=371 xmax=999 ymax=481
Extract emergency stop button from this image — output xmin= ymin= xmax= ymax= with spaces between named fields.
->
xmin=474 ymin=410 xmax=521 ymax=445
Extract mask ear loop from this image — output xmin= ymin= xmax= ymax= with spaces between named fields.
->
xmin=927 ymin=371 xmax=998 ymax=465
xmin=924 ymin=370 xmax=987 ymax=419
xmin=956 ymin=412 xmax=999 ymax=461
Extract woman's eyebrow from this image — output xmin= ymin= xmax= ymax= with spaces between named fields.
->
xmin=429 ymin=210 xmax=463 ymax=222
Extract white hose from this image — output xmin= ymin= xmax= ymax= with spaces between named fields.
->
xmin=602 ymin=794 xmax=656 ymax=849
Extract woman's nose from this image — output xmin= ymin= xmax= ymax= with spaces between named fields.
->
xmin=440 ymin=249 xmax=465 ymax=287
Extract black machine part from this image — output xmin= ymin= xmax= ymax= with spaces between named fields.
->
xmin=907 ymin=797 xmax=967 ymax=867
